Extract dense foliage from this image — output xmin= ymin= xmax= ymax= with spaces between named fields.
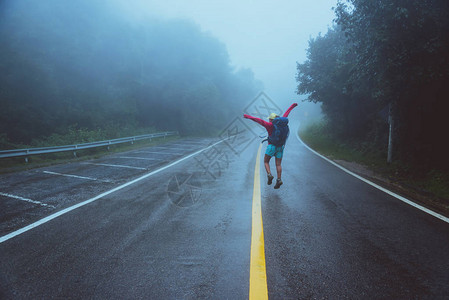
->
xmin=297 ymin=0 xmax=449 ymax=170
xmin=0 ymin=0 xmax=261 ymax=147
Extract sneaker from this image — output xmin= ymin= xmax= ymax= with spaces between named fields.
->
xmin=267 ymin=173 xmax=274 ymax=185
xmin=274 ymin=178 xmax=283 ymax=189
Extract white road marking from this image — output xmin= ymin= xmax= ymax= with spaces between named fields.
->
xmin=0 ymin=192 xmax=54 ymax=208
xmin=169 ymin=142 xmax=207 ymax=147
xmin=117 ymin=156 xmax=159 ymax=161
xmin=180 ymin=141 xmax=209 ymax=144
xmin=168 ymin=142 xmax=207 ymax=146
xmin=150 ymin=146 xmax=184 ymax=150
xmin=296 ymin=132 xmax=449 ymax=224
xmin=82 ymin=163 xmax=147 ymax=170
xmin=135 ymin=151 xmax=183 ymax=155
xmin=151 ymin=150 xmax=185 ymax=154
xmin=0 ymin=138 xmax=229 ymax=243
xmin=43 ymin=171 xmax=113 ymax=183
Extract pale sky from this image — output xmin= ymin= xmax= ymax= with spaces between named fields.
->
xmin=116 ymin=0 xmax=337 ymax=107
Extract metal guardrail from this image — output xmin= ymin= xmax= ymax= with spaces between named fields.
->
xmin=0 ymin=131 xmax=178 ymax=161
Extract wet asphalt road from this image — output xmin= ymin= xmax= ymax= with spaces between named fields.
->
xmin=1 ymin=133 xmax=449 ymax=299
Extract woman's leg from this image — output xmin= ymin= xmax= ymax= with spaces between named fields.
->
xmin=275 ymin=157 xmax=282 ymax=179
xmin=264 ymin=154 xmax=272 ymax=175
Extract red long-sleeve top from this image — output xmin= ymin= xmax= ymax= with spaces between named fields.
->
xmin=243 ymin=103 xmax=298 ymax=138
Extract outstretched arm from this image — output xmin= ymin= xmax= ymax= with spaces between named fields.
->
xmin=243 ymin=114 xmax=271 ymax=128
xmin=283 ymin=103 xmax=298 ymax=117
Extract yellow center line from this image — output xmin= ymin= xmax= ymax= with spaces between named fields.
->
xmin=249 ymin=144 xmax=268 ymax=300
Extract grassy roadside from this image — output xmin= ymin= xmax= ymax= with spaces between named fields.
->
xmin=0 ymin=135 xmax=180 ymax=175
xmin=298 ymin=122 xmax=449 ymax=216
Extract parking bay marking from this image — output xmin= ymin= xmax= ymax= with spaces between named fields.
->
xmin=82 ymin=163 xmax=147 ymax=170
xmin=117 ymin=156 xmax=159 ymax=161
xmin=150 ymin=146 xmax=185 ymax=150
xmin=134 ymin=151 xmax=184 ymax=155
xmin=0 ymin=138 xmax=229 ymax=243
xmin=0 ymin=192 xmax=54 ymax=208
xmin=43 ymin=171 xmax=113 ymax=183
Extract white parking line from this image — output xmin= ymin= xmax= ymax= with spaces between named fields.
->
xmin=82 ymin=163 xmax=146 ymax=170
xmin=296 ymin=131 xmax=449 ymax=224
xmin=174 ymin=143 xmax=206 ymax=147
xmin=168 ymin=144 xmax=200 ymax=151
xmin=0 ymin=138 xmax=228 ymax=243
xmin=150 ymin=146 xmax=184 ymax=151
xmin=117 ymin=156 xmax=159 ymax=161
xmin=0 ymin=192 xmax=54 ymax=208
xmin=135 ymin=151 xmax=183 ymax=155
xmin=180 ymin=140 xmax=209 ymax=144
xmin=43 ymin=171 xmax=113 ymax=183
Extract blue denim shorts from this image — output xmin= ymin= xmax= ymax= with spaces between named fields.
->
xmin=265 ymin=144 xmax=285 ymax=158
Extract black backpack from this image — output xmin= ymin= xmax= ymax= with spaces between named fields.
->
xmin=268 ymin=117 xmax=289 ymax=146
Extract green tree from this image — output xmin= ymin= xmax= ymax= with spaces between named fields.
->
xmin=334 ymin=0 xmax=449 ymax=168
xmin=297 ymin=26 xmax=381 ymax=142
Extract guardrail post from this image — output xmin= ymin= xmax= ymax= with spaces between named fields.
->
xmin=25 ymin=157 xmax=29 ymax=163
xmin=73 ymin=151 xmax=77 ymax=158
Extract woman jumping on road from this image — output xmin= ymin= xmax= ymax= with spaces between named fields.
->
xmin=243 ymin=102 xmax=298 ymax=189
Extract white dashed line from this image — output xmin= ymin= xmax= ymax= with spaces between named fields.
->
xmin=82 ymin=163 xmax=147 ymax=170
xmin=0 ymin=192 xmax=54 ymax=208
xmin=134 ymin=151 xmax=183 ymax=155
xmin=117 ymin=156 xmax=159 ymax=161
xmin=179 ymin=141 xmax=209 ymax=145
xmin=0 ymin=138 xmax=229 ymax=243
xmin=150 ymin=146 xmax=184 ymax=151
xmin=43 ymin=171 xmax=113 ymax=183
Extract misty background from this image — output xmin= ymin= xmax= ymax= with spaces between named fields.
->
xmin=2 ymin=0 xmax=447 ymax=176
xmin=0 ymin=0 xmax=334 ymax=148
xmin=114 ymin=0 xmax=335 ymax=103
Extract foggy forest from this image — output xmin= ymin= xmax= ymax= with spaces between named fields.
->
xmin=1 ymin=0 xmax=448 ymax=174
xmin=1 ymin=1 xmax=449 ymax=298
xmin=0 ymin=0 xmax=262 ymax=147
xmin=297 ymin=0 xmax=449 ymax=172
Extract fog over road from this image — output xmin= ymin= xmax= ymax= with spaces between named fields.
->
xmin=1 ymin=132 xmax=448 ymax=299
